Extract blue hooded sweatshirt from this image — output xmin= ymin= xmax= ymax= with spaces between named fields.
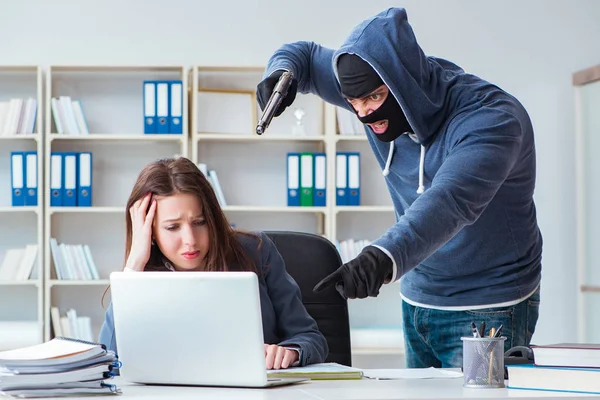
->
xmin=265 ymin=8 xmax=542 ymax=307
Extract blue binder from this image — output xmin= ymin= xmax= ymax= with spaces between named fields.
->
xmin=62 ymin=153 xmax=78 ymax=207
xmin=24 ymin=152 xmax=38 ymax=206
xmin=155 ymin=81 xmax=170 ymax=134
xmin=169 ymin=80 xmax=183 ymax=134
xmin=335 ymin=152 xmax=348 ymax=206
xmin=10 ymin=152 xmax=25 ymax=206
xmin=347 ymin=152 xmax=361 ymax=206
xmin=143 ymin=81 xmax=157 ymax=134
xmin=287 ymin=153 xmax=300 ymax=206
xmin=313 ymin=153 xmax=326 ymax=207
xmin=77 ymin=152 xmax=92 ymax=207
xmin=50 ymin=152 xmax=63 ymax=207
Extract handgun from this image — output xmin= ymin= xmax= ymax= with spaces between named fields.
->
xmin=256 ymin=71 xmax=294 ymax=135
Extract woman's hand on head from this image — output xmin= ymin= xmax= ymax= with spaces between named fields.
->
xmin=264 ymin=344 xmax=299 ymax=370
xmin=125 ymin=193 xmax=157 ymax=272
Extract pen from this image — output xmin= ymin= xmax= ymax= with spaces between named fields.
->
xmin=489 ymin=327 xmax=496 ymax=338
xmin=479 ymin=321 xmax=486 ymax=338
xmin=471 ymin=322 xmax=481 ymax=338
xmin=493 ymin=324 xmax=503 ymax=338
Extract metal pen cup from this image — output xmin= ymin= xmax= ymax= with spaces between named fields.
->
xmin=461 ymin=336 xmax=506 ymax=388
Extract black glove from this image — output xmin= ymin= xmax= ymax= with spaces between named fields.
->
xmin=256 ymin=70 xmax=298 ymax=117
xmin=313 ymin=246 xmax=393 ymax=299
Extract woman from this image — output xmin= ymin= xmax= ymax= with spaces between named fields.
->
xmin=99 ymin=157 xmax=328 ymax=369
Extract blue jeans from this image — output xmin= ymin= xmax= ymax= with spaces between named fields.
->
xmin=402 ymin=287 xmax=540 ymax=368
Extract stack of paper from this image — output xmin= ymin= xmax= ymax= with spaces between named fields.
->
xmin=267 ymin=362 xmax=363 ymax=380
xmin=0 ymin=337 xmax=121 ymax=397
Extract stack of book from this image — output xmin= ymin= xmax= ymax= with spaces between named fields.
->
xmin=507 ymin=343 xmax=600 ymax=394
xmin=0 ymin=337 xmax=121 ymax=397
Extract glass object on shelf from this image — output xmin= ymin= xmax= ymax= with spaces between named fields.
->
xmin=291 ymin=108 xmax=307 ymax=136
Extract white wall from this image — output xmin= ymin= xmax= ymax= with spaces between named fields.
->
xmin=2 ymin=0 xmax=600 ymax=345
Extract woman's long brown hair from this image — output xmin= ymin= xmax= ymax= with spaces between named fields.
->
xmin=102 ymin=157 xmax=258 ymax=307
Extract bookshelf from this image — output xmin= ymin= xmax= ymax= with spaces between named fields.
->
xmin=189 ymin=66 xmax=402 ymax=358
xmin=42 ymin=65 xmax=188 ymax=341
xmin=0 ymin=66 xmax=44 ymax=350
xmin=574 ymin=64 xmax=600 ymax=343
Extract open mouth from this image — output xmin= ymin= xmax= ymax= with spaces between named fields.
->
xmin=368 ymin=120 xmax=388 ymax=134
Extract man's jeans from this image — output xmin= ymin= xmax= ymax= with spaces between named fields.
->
xmin=402 ymin=287 xmax=540 ymax=368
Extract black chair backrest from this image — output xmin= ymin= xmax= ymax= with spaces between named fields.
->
xmin=265 ymin=231 xmax=352 ymax=366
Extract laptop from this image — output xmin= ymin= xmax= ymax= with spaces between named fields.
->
xmin=109 ymin=271 xmax=307 ymax=388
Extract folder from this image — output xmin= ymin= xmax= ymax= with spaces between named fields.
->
xmin=143 ymin=81 xmax=156 ymax=134
xmin=300 ymin=152 xmax=314 ymax=207
xmin=77 ymin=152 xmax=92 ymax=207
xmin=169 ymin=80 xmax=183 ymax=134
xmin=62 ymin=153 xmax=78 ymax=207
xmin=313 ymin=153 xmax=326 ymax=207
xmin=155 ymin=81 xmax=170 ymax=134
xmin=24 ymin=152 xmax=38 ymax=206
xmin=347 ymin=152 xmax=361 ymax=206
xmin=335 ymin=153 xmax=348 ymax=206
xmin=286 ymin=153 xmax=300 ymax=206
xmin=10 ymin=152 xmax=25 ymax=206
xmin=50 ymin=153 xmax=63 ymax=207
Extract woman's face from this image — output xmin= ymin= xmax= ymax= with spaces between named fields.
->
xmin=152 ymin=193 xmax=210 ymax=271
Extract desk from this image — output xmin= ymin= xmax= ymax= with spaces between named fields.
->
xmin=81 ymin=373 xmax=600 ymax=400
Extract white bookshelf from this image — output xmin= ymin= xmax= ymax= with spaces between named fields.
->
xmin=42 ymin=65 xmax=189 ymax=341
xmin=0 ymin=66 xmax=44 ymax=349
xmin=189 ymin=66 xmax=332 ymax=238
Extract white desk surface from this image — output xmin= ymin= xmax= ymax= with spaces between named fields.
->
xmin=78 ymin=371 xmax=600 ymax=400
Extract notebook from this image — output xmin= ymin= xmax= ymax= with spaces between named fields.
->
xmin=109 ymin=271 xmax=307 ymax=388
xmin=0 ymin=337 xmax=108 ymax=367
xmin=267 ymin=362 xmax=363 ymax=380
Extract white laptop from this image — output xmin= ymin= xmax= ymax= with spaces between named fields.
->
xmin=109 ymin=271 xmax=307 ymax=388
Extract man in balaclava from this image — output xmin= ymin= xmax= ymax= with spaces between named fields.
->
xmin=256 ymin=8 xmax=542 ymax=369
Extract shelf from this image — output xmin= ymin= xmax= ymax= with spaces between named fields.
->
xmin=336 ymin=135 xmax=368 ymax=142
xmin=0 ymin=280 xmax=41 ymax=287
xmin=50 ymin=66 xmax=183 ymax=73
xmin=222 ymin=206 xmax=328 ymax=213
xmin=48 ymin=279 xmax=110 ymax=287
xmin=0 ymin=134 xmax=40 ymax=141
xmin=0 ymin=206 xmax=40 ymax=214
xmin=194 ymin=133 xmax=326 ymax=142
xmin=336 ymin=206 xmax=394 ymax=213
xmin=49 ymin=206 xmax=124 ymax=214
xmin=48 ymin=134 xmax=184 ymax=142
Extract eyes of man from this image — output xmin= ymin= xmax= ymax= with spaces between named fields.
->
xmin=347 ymin=90 xmax=386 ymax=106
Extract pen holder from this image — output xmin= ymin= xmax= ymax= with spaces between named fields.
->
xmin=461 ymin=336 xmax=506 ymax=388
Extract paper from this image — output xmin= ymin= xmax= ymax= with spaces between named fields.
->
xmin=362 ymin=367 xmax=463 ymax=380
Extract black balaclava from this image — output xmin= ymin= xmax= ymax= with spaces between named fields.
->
xmin=337 ymin=53 xmax=412 ymax=142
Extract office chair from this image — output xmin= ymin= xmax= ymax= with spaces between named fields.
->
xmin=265 ymin=231 xmax=352 ymax=366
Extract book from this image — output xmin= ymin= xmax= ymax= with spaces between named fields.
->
xmin=266 ymin=362 xmax=363 ymax=380
xmin=507 ymin=364 xmax=600 ymax=394
xmin=0 ymin=337 xmax=106 ymax=367
xmin=0 ymin=337 xmax=120 ymax=397
xmin=531 ymin=343 xmax=600 ymax=368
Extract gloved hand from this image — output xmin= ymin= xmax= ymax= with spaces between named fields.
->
xmin=256 ymin=70 xmax=298 ymax=117
xmin=313 ymin=246 xmax=393 ymax=299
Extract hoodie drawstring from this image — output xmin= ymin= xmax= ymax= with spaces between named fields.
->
xmin=382 ymin=141 xmax=394 ymax=177
xmin=417 ymin=144 xmax=425 ymax=194
xmin=382 ymin=140 xmax=426 ymax=194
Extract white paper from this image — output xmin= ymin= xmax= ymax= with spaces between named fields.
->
xmin=362 ymin=367 xmax=463 ymax=380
